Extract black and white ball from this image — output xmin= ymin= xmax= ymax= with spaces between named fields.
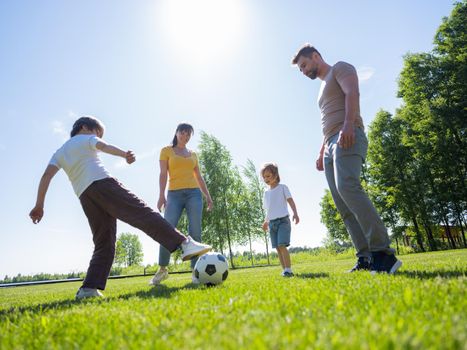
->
xmin=194 ymin=252 xmax=229 ymax=286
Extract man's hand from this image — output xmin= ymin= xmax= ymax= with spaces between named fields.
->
xmin=337 ymin=123 xmax=355 ymax=149
xmin=316 ymin=153 xmax=324 ymax=171
xmin=262 ymin=221 xmax=269 ymax=232
xmin=29 ymin=206 xmax=44 ymax=224
xmin=126 ymin=151 xmax=136 ymax=164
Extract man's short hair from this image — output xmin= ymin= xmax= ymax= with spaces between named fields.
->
xmin=291 ymin=44 xmax=321 ymax=65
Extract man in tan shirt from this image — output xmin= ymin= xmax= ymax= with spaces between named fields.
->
xmin=292 ymin=44 xmax=402 ymax=274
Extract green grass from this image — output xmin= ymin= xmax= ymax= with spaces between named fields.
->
xmin=1 ymin=250 xmax=466 ymax=350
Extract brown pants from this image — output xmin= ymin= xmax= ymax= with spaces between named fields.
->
xmin=79 ymin=178 xmax=186 ymax=290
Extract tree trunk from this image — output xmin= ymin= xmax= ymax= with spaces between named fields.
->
xmin=218 ymin=224 xmax=224 ymax=256
xmin=264 ymin=233 xmax=270 ymax=265
xmin=222 ymin=194 xmax=235 ymax=268
xmin=442 ymin=216 xmax=456 ymax=249
xmin=422 ymin=222 xmax=437 ymax=251
xmin=411 ymin=216 xmax=425 ymax=252
xmin=217 ymin=222 xmax=225 ymax=256
xmin=254 ymin=183 xmax=270 ymax=265
xmin=454 ymin=203 xmax=467 ymax=248
xmin=248 ymin=232 xmax=254 ymax=266
xmin=458 ymin=217 xmax=466 ymax=248
xmin=226 ymin=231 xmax=234 ymax=268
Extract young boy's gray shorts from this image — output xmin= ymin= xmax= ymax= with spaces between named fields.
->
xmin=269 ymin=216 xmax=291 ymax=248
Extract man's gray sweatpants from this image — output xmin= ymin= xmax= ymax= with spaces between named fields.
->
xmin=323 ymin=127 xmax=394 ymax=258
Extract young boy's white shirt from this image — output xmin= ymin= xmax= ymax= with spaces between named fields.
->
xmin=263 ymin=184 xmax=292 ymax=221
xmin=49 ymin=134 xmax=110 ymax=197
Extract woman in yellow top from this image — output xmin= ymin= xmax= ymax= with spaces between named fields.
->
xmin=150 ymin=123 xmax=213 ymax=285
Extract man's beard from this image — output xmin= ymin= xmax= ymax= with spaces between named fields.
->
xmin=307 ymin=68 xmax=318 ymax=80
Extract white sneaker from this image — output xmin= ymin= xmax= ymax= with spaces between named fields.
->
xmin=75 ymin=287 xmax=104 ymax=300
xmin=181 ymin=237 xmax=212 ymax=261
xmin=149 ymin=269 xmax=169 ymax=285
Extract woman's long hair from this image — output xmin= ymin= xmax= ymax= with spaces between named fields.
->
xmin=172 ymin=123 xmax=194 ymax=147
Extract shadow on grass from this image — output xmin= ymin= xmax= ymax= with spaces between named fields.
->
xmin=0 ymin=283 xmax=199 ymax=321
xmin=122 ymin=283 xmax=199 ymax=300
xmin=0 ymin=298 xmax=83 ymax=321
xmin=398 ymin=270 xmax=467 ymax=279
xmin=294 ymin=272 xmax=329 ymax=279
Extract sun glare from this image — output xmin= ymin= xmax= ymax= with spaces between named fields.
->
xmin=156 ymin=0 xmax=246 ymax=63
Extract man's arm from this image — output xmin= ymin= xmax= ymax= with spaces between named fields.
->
xmin=29 ymin=164 xmax=60 ymax=224
xmin=337 ymin=72 xmax=360 ymax=149
xmin=96 ymin=140 xmax=135 ymax=164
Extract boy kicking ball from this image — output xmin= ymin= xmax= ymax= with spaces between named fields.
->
xmin=29 ymin=116 xmax=211 ymax=300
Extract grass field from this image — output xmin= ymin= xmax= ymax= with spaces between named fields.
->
xmin=1 ymin=249 xmax=466 ymax=350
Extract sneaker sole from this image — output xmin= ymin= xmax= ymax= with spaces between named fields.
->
xmin=370 ymin=260 xmax=403 ymax=275
xmin=75 ymin=294 xmax=104 ymax=300
xmin=389 ymin=260 xmax=402 ymax=274
xmin=148 ymin=275 xmax=169 ymax=286
xmin=182 ymin=247 xmax=211 ymax=261
xmin=347 ymin=268 xmax=370 ymax=273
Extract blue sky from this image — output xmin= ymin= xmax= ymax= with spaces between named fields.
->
xmin=0 ymin=0 xmax=455 ymax=277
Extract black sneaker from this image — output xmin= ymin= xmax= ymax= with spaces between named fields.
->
xmin=282 ymin=271 xmax=294 ymax=277
xmin=370 ymin=251 xmax=402 ymax=274
xmin=348 ymin=257 xmax=371 ymax=272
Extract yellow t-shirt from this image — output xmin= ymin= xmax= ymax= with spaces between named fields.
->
xmin=160 ymin=146 xmax=200 ymax=190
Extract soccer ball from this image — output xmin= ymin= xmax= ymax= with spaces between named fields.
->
xmin=194 ymin=252 xmax=229 ymax=286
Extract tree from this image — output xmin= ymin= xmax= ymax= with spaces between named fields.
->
xmin=114 ymin=240 xmax=126 ymax=267
xmin=198 ymin=132 xmax=249 ymax=267
xmin=319 ymin=189 xmax=351 ymax=245
xmin=366 ymin=110 xmax=429 ymax=251
xmin=363 ymin=2 xmax=467 ymax=251
xmin=242 ymin=159 xmax=270 ymax=265
xmin=394 ymin=1 xmax=467 ymax=249
xmin=113 ymin=232 xmax=143 ymax=267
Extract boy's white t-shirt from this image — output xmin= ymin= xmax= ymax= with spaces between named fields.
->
xmin=263 ymin=184 xmax=292 ymax=221
xmin=49 ymin=134 xmax=110 ymax=197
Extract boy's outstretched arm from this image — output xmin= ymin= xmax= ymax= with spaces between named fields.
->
xmin=96 ymin=140 xmax=135 ymax=164
xmin=29 ymin=165 xmax=59 ymax=224
xmin=287 ymin=198 xmax=300 ymax=224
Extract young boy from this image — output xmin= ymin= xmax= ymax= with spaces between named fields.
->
xmin=29 ymin=116 xmax=211 ymax=299
xmin=261 ymin=163 xmax=299 ymax=277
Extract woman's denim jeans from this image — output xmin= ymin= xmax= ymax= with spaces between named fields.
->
xmin=158 ymin=188 xmax=203 ymax=269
